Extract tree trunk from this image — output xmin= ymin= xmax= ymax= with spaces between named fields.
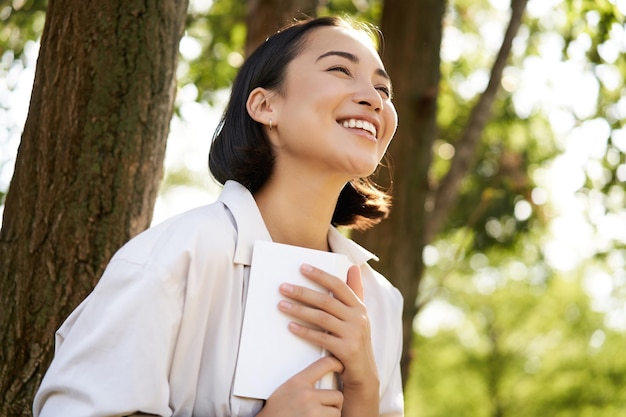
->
xmin=354 ymin=0 xmax=446 ymax=387
xmin=245 ymin=0 xmax=318 ymax=56
xmin=0 ymin=0 xmax=188 ymax=414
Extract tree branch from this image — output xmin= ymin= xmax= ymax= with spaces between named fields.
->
xmin=425 ymin=0 xmax=528 ymax=243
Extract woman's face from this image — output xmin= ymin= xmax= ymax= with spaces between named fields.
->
xmin=267 ymin=25 xmax=398 ymax=183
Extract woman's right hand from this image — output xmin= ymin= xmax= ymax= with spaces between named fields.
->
xmin=256 ymin=356 xmax=344 ymax=417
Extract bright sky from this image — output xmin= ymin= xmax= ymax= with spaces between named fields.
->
xmin=1 ymin=0 xmax=625 ymax=334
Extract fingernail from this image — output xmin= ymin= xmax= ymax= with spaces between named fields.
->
xmin=301 ymin=264 xmax=313 ymax=273
xmin=278 ymin=300 xmax=292 ymax=310
xmin=280 ymin=283 xmax=294 ymax=293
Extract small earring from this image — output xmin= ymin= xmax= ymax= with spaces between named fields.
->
xmin=269 ymin=119 xmax=273 ymax=130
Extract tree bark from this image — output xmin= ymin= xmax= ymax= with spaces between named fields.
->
xmin=354 ymin=0 xmax=446 ymax=387
xmin=0 ymin=0 xmax=188 ymax=414
xmin=245 ymin=0 xmax=318 ymax=56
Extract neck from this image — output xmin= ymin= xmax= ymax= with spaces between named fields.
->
xmin=253 ymin=171 xmax=346 ymax=252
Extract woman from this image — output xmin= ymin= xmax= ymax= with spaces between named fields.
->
xmin=34 ymin=15 xmax=404 ymax=417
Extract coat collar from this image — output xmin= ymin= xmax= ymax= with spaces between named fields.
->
xmin=218 ymin=180 xmax=378 ymax=267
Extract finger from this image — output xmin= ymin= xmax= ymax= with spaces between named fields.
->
xmin=318 ymin=388 xmax=344 ymax=409
xmin=346 ymin=265 xmax=364 ymax=301
xmin=287 ymin=319 xmax=345 ymax=355
xmin=298 ymin=264 xmax=359 ymax=307
xmin=279 ymin=282 xmax=344 ymax=316
xmin=280 ymin=303 xmax=344 ymax=341
xmin=278 ymin=291 xmax=343 ymax=328
xmin=292 ymin=356 xmax=344 ymax=385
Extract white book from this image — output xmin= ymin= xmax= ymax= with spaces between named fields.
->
xmin=233 ymin=240 xmax=352 ymax=400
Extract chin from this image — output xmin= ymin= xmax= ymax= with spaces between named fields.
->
xmin=352 ymin=165 xmax=379 ymax=178
xmin=340 ymin=155 xmax=382 ymax=178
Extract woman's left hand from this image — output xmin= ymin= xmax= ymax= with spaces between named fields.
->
xmin=278 ymin=264 xmax=379 ymax=391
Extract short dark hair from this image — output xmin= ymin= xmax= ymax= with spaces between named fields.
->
xmin=209 ymin=16 xmax=392 ymax=230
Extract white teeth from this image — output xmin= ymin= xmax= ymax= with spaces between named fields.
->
xmin=341 ymin=118 xmax=377 ymax=137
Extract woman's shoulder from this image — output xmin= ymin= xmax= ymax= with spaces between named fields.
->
xmin=360 ymin=263 xmax=403 ymax=308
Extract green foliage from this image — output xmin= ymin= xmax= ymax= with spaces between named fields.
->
xmin=434 ymin=1 xmax=559 ymax=251
xmin=320 ymin=0 xmax=383 ymax=24
xmin=410 ymin=0 xmax=626 ymax=414
xmin=0 ymin=0 xmax=46 ymax=60
xmin=179 ymin=0 xmax=247 ymax=104
xmin=408 ymin=238 xmax=626 ymax=417
xmin=434 ymin=0 xmax=625 ymax=254
xmin=557 ymin=0 xmax=626 ymax=187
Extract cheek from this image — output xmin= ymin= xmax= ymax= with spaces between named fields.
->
xmin=377 ymin=138 xmax=392 ymax=162
xmin=383 ymin=104 xmax=398 ymax=142
xmin=389 ymin=103 xmax=398 ymax=128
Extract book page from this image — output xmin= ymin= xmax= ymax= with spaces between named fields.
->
xmin=233 ymin=240 xmax=352 ymax=400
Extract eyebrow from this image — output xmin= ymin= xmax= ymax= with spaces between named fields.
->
xmin=316 ymin=50 xmax=392 ymax=83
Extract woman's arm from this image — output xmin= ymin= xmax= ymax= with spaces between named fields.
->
xmin=33 ymin=259 xmax=180 ymax=417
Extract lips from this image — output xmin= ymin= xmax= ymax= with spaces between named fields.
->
xmin=339 ymin=118 xmax=377 ymax=138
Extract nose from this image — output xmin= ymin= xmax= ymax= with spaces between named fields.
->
xmin=354 ymin=82 xmax=384 ymax=113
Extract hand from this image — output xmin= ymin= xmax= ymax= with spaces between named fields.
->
xmin=278 ymin=264 xmax=379 ymax=391
xmin=257 ymin=356 xmax=344 ymax=417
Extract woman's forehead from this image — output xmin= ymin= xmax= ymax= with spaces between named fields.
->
xmin=299 ymin=26 xmax=383 ymax=65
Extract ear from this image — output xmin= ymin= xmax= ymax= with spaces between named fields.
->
xmin=246 ymin=87 xmax=276 ymax=127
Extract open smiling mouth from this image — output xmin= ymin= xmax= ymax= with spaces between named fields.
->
xmin=339 ymin=118 xmax=377 ymax=138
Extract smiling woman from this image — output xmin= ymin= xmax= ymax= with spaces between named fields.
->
xmin=210 ymin=17 xmax=397 ymax=233
xmin=34 ymin=16 xmax=404 ymax=417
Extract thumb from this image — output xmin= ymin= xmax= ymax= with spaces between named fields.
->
xmin=346 ymin=265 xmax=364 ymax=301
xmin=295 ymin=356 xmax=344 ymax=385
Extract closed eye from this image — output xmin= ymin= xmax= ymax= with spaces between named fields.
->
xmin=328 ymin=64 xmax=392 ymax=99
xmin=376 ymin=85 xmax=392 ymax=99
xmin=328 ymin=65 xmax=352 ymax=76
